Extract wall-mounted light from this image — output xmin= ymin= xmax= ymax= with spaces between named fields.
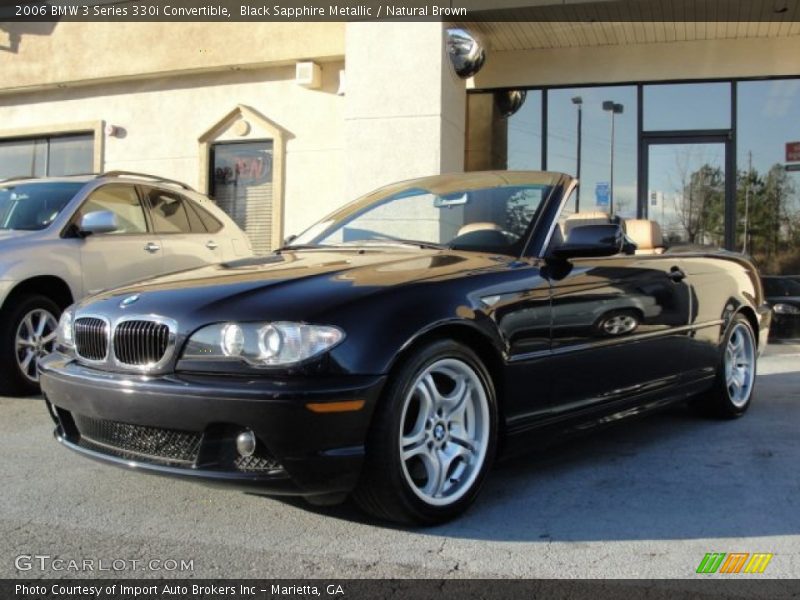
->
xmin=446 ymin=28 xmax=486 ymax=79
xmin=296 ymin=61 xmax=322 ymax=89
xmin=495 ymin=90 xmax=527 ymax=118
xmin=105 ymin=124 xmax=122 ymax=137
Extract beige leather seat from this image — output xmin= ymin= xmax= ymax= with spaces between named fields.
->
xmin=457 ymin=222 xmax=502 ymax=236
xmin=625 ymin=219 xmax=665 ymax=254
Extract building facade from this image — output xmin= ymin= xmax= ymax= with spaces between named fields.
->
xmin=2 ymin=13 xmax=799 ymax=272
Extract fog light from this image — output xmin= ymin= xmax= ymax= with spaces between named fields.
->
xmin=236 ymin=430 xmax=257 ymax=457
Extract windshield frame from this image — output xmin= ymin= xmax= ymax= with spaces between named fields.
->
xmin=288 ymin=171 xmax=572 ymax=258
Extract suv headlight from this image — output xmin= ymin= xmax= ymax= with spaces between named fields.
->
xmin=182 ymin=322 xmax=344 ymax=367
xmin=773 ymin=303 xmax=800 ymax=315
xmin=55 ymin=307 xmax=75 ymax=351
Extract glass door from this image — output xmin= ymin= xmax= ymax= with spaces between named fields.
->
xmin=641 ymin=135 xmax=732 ymax=249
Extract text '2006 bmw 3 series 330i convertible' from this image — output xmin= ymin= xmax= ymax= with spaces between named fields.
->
xmin=40 ymin=171 xmax=771 ymax=525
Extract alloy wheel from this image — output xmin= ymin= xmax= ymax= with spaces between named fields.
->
xmin=398 ymin=358 xmax=490 ymax=507
xmin=15 ymin=308 xmax=58 ymax=383
xmin=724 ymin=322 xmax=755 ymax=408
xmin=602 ymin=314 xmax=638 ymax=335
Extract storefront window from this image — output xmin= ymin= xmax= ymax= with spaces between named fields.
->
xmin=47 ymin=135 xmax=95 ymax=177
xmin=547 ymin=86 xmax=637 ymax=218
xmin=0 ymin=134 xmax=92 ymax=179
xmin=210 ymin=140 xmax=274 ymax=254
xmin=466 ymin=91 xmax=541 ymax=172
xmin=644 ymin=82 xmax=731 ymax=131
xmin=507 ymin=91 xmax=542 ymax=171
xmin=737 ymin=80 xmax=800 ymax=275
xmin=643 ymin=82 xmax=731 ymax=131
xmin=646 ymin=142 xmax=726 ymax=247
xmin=467 ymin=77 xmax=800 ymax=271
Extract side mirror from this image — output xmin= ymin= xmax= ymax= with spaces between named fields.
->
xmin=79 ymin=210 xmax=118 ymax=235
xmin=550 ymin=224 xmax=628 ymax=260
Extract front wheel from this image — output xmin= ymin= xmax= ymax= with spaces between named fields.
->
xmin=354 ymin=340 xmax=498 ymax=525
xmin=693 ymin=314 xmax=757 ymax=418
xmin=0 ymin=294 xmax=61 ymax=396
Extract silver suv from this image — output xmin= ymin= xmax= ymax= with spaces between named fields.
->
xmin=0 ymin=171 xmax=253 ymax=395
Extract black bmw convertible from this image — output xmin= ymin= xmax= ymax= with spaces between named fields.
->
xmin=40 ymin=171 xmax=771 ymax=524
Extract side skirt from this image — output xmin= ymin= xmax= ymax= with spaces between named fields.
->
xmin=497 ymin=376 xmax=715 ymax=460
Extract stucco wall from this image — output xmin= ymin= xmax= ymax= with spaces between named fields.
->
xmin=0 ymin=63 xmax=346 ymax=241
xmin=0 ymin=21 xmax=345 ymax=92
xmin=343 ymin=22 xmax=466 ymax=200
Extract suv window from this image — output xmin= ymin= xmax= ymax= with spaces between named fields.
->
xmin=148 ymin=189 xmax=203 ymax=234
xmin=80 ymin=185 xmax=147 ymax=234
xmin=187 ymin=201 xmax=223 ymax=234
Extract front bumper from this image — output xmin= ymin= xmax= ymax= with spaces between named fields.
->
xmin=39 ymin=353 xmax=385 ymax=497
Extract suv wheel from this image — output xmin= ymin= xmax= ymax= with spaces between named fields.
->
xmin=0 ymin=294 xmax=61 ymax=396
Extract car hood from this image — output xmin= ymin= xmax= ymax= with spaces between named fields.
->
xmin=0 ymin=230 xmax=46 ymax=271
xmin=0 ymin=230 xmax=37 ymax=242
xmin=80 ymin=248 xmax=513 ymax=323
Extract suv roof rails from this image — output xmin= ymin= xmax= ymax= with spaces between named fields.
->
xmin=99 ymin=170 xmax=195 ymax=191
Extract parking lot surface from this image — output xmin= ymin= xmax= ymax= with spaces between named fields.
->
xmin=2 ymin=347 xmax=799 ymax=579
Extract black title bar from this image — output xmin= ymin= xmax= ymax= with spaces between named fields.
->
xmin=5 ymin=579 xmax=800 ymax=600
xmin=2 ymin=0 xmax=800 ymax=22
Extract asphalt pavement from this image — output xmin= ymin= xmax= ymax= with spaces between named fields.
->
xmin=1 ymin=346 xmax=799 ymax=579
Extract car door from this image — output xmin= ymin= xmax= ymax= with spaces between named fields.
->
xmin=76 ymin=184 xmax=165 ymax=295
xmin=543 ymin=252 xmax=692 ymax=415
xmin=144 ymin=187 xmax=222 ymax=271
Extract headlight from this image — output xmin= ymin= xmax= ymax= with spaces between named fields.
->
xmin=182 ymin=321 xmax=344 ymax=367
xmin=773 ymin=303 xmax=800 ymax=315
xmin=56 ymin=307 xmax=75 ymax=350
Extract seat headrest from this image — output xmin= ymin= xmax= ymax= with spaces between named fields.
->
xmin=625 ymin=219 xmax=664 ymax=250
xmin=457 ymin=222 xmax=502 ymax=237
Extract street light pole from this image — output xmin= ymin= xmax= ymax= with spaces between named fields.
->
xmin=572 ymin=96 xmax=583 ymax=211
xmin=602 ymin=100 xmax=624 ymax=215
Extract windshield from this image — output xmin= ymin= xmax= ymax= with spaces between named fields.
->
xmin=0 ymin=182 xmax=84 ymax=231
xmin=763 ymin=277 xmax=800 ymax=297
xmin=291 ymin=172 xmax=563 ymax=256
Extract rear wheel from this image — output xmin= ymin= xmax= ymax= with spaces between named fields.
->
xmin=354 ymin=340 xmax=497 ymax=525
xmin=0 ymin=294 xmax=61 ymax=397
xmin=693 ymin=314 xmax=757 ymax=418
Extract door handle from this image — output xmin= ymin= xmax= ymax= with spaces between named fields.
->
xmin=205 ymin=240 xmax=219 ymax=250
xmin=144 ymin=242 xmax=161 ymax=253
xmin=668 ymin=266 xmax=686 ymax=282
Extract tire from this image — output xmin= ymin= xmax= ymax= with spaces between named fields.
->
xmin=0 ymin=294 xmax=61 ymax=397
xmin=354 ymin=339 xmax=498 ymax=525
xmin=693 ymin=314 xmax=757 ymax=419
